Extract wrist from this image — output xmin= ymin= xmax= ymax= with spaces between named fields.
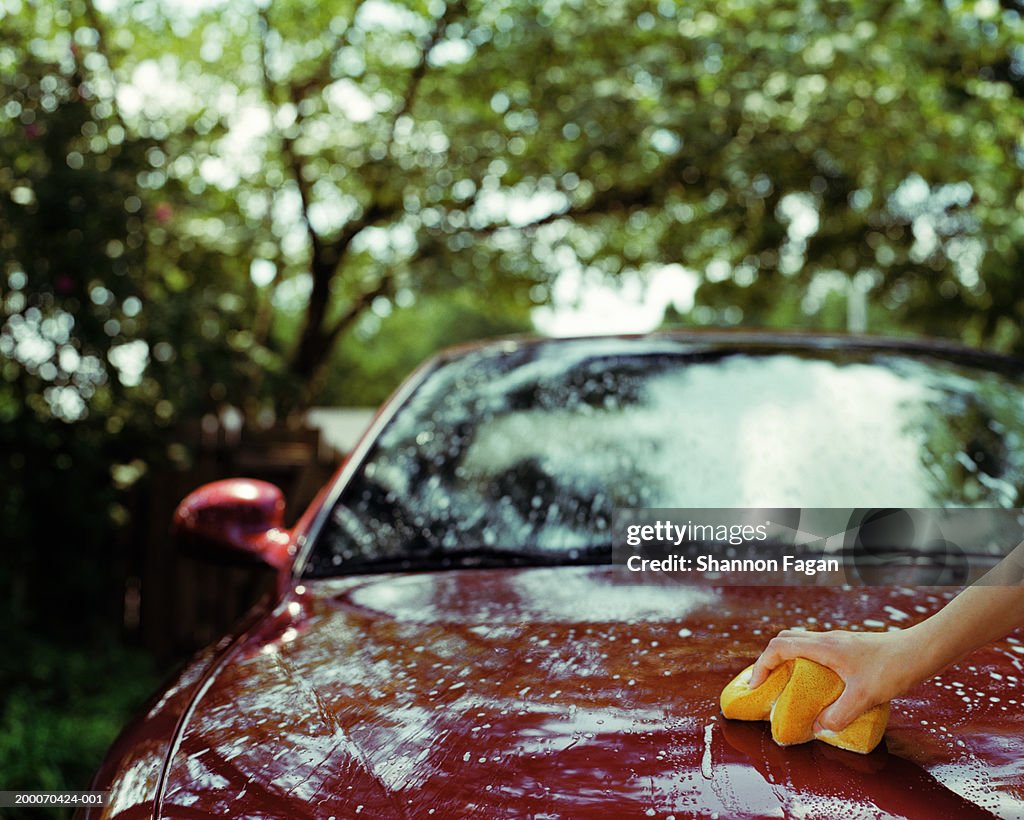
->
xmin=900 ymin=619 xmax=951 ymax=687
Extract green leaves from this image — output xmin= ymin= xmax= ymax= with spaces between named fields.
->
xmin=4 ymin=0 xmax=1024 ymax=416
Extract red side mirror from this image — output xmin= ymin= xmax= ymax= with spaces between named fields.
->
xmin=172 ymin=479 xmax=294 ymax=570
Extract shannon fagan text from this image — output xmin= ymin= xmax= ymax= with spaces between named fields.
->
xmin=626 ymin=555 xmax=841 ymax=577
xmin=625 ymin=520 xmax=769 ymax=547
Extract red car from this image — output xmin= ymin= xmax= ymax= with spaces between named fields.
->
xmin=87 ymin=332 xmax=1024 ymax=818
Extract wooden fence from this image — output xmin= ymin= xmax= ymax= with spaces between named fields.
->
xmin=129 ymin=420 xmax=342 ymax=660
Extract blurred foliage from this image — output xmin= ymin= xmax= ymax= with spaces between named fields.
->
xmin=0 ymin=633 xmax=158 ymax=819
xmin=1 ymin=0 xmax=1023 ymax=796
xmin=3 ymin=0 xmax=1023 ymax=425
xmin=325 ymin=290 xmax=532 ymax=404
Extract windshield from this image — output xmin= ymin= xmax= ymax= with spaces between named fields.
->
xmin=304 ymin=340 xmax=1024 ymax=577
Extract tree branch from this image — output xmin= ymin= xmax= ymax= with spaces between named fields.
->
xmin=460 ymin=123 xmax=749 ymax=237
xmin=466 ymin=171 xmax=676 ymax=236
xmin=384 ymin=0 xmax=467 ymax=156
xmin=304 ymin=0 xmax=471 ymax=281
xmin=293 ymin=275 xmax=394 ymax=409
xmin=286 ymin=0 xmax=375 ymax=99
xmin=259 ymin=9 xmax=323 ymax=266
xmin=324 ymin=276 xmax=393 ymax=345
xmin=80 ymin=0 xmax=130 ymax=132
xmin=261 ymin=5 xmax=339 ymax=386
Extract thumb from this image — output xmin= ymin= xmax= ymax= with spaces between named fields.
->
xmin=814 ymin=690 xmax=862 ymax=733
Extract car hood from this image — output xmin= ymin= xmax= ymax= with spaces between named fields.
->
xmin=156 ymin=566 xmax=1024 ymax=818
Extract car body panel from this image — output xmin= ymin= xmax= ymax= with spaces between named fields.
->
xmin=89 ymin=639 xmax=230 ymax=820
xmin=134 ymin=567 xmax=1024 ymax=818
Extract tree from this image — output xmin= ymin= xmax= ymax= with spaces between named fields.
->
xmin=67 ymin=0 xmax=1022 ymax=412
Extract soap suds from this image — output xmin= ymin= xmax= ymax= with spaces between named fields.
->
xmin=701 ymin=721 xmax=715 ymax=779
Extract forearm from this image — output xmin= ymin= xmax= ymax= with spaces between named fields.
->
xmin=903 ymin=543 xmax=1024 ymax=684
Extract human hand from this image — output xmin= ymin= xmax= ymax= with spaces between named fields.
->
xmin=747 ymin=628 xmax=923 ymax=732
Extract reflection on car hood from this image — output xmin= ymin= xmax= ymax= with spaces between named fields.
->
xmin=160 ymin=566 xmax=1024 ymax=818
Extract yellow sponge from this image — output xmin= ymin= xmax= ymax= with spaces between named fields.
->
xmin=720 ymin=658 xmax=889 ymax=754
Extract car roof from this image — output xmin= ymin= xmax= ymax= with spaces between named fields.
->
xmin=433 ymin=329 xmax=1024 ymax=374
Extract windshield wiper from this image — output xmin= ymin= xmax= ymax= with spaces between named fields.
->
xmin=332 ymin=543 xmax=612 ymax=575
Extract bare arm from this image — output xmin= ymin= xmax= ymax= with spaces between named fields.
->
xmin=747 ymin=542 xmax=1024 ymax=731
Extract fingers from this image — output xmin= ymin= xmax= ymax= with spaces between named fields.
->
xmin=747 ymin=664 xmax=768 ymax=689
xmin=748 ymin=632 xmax=804 ymax=687
xmin=748 ymin=642 xmax=783 ymax=688
xmin=749 ymin=629 xmax=840 ymax=688
xmin=815 ymin=689 xmax=866 ymax=733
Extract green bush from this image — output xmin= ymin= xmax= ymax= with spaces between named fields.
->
xmin=0 ymin=631 xmax=159 ymax=820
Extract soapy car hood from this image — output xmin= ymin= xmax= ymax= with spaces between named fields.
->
xmin=139 ymin=566 xmax=1024 ymax=818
